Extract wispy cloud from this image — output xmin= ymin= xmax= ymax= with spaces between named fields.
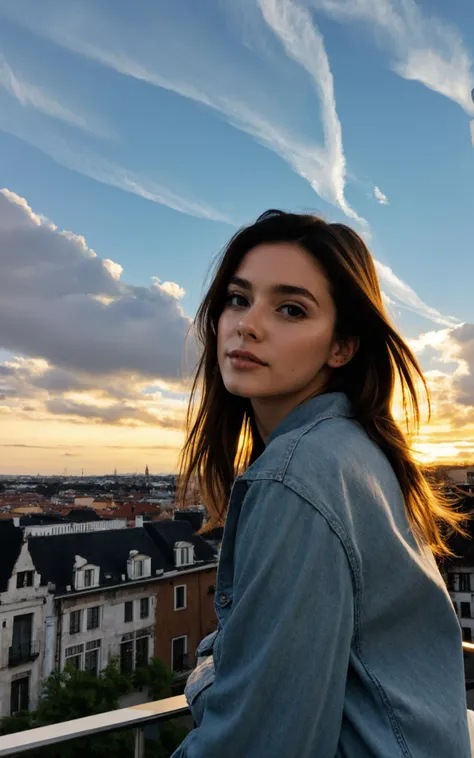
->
xmin=0 ymin=1 xmax=463 ymax=329
xmin=310 ymin=0 xmax=474 ymax=114
xmin=375 ymin=260 xmax=461 ymax=327
xmin=80 ymin=50 xmax=361 ymax=222
xmin=0 ymin=0 xmax=363 ymax=223
xmin=373 ymin=185 xmax=389 ymax=205
xmin=67 ymin=150 xmax=233 ymax=223
xmin=0 ymin=52 xmax=109 ymax=136
xmin=0 ymin=115 xmax=231 ymax=222
xmin=257 ymin=0 xmax=363 ymax=222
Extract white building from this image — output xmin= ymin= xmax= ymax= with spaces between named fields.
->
xmin=0 ymin=524 xmax=49 ymax=716
xmin=0 ymin=517 xmax=218 ymax=718
xmin=0 ymin=520 xmax=165 ymax=717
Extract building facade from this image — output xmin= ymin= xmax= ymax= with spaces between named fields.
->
xmin=155 ymin=567 xmax=217 ymax=681
xmin=446 ymin=566 xmax=474 ymax=643
xmin=0 ymin=517 xmax=218 ymax=717
xmin=0 ymin=529 xmax=48 ymax=717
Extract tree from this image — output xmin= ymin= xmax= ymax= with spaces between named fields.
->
xmin=1 ymin=658 xmax=189 ymax=757
xmin=134 ymin=657 xmax=173 ymax=700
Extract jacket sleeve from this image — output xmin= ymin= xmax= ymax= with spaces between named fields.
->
xmin=171 ymin=479 xmax=355 ymax=758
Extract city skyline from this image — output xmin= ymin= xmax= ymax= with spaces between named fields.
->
xmin=1 ymin=0 xmax=474 ymax=473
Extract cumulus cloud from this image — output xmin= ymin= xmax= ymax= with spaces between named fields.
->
xmin=444 ymin=324 xmax=474 ymax=408
xmin=309 ymin=0 xmax=474 ymax=115
xmin=373 ymin=185 xmax=389 ymax=205
xmin=0 ymin=355 xmax=189 ymax=427
xmin=103 ymin=259 xmax=123 ymax=281
xmin=152 ymin=278 xmax=186 ymax=300
xmin=0 ymin=189 xmax=195 ymax=378
xmin=405 ymin=324 xmax=474 ymax=425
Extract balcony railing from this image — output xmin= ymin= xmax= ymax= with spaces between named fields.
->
xmin=1 ymin=643 xmax=474 ymax=756
xmin=0 ymin=694 xmax=189 ymax=757
xmin=8 ymin=641 xmax=40 ymax=668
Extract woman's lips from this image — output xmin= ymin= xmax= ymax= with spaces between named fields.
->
xmin=227 ymin=350 xmax=267 ymax=370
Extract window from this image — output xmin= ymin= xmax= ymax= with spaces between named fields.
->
xmin=69 ymin=610 xmax=82 ymax=635
xmin=135 ymin=636 xmax=149 ymax=669
xmin=174 ymin=542 xmax=194 ymax=568
xmin=182 ymin=547 xmax=190 ymax=564
xmin=135 ymin=560 xmax=144 ymax=578
xmin=174 ymin=585 xmax=187 ymax=611
xmin=84 ymin=569 xmax=94 ymax=587
xmin=127 ymin=554 xmax=151 ymax=580
xmin=447 ymin=573 xmax=457 ymax=592
xmin=16 ymin=571 xmax=34 ymax=589
xmin=74 ymin=564 xmax=99 ymax=590
xmin=452 ymin=601 xmax=458 ymax=615
xmin=459 ymin=574 xmax=471 ymax=592
xmin=171 ymin=636 xmax=188 ymax=672
xmin=124 ymin=601 xmax=133 ymax=623
xmin=120 ymin=640 xmax=134 ymax=675
xmin=65 ymin=644 xmax=84 ymax=670
xmin=65 ymin=641 xmax=101 ymax=672
xmin=461 ymin=602 xmax=471 ymax=619
xmin=10 ymin=677 xmax=29 ymax=715
xmin=84 ymin=640 xmax=101 ymax=675
xmin=140 ymin=597 xmax=150 ymax=619
xmin=11 ymin=614 xmax=34 ymax=664
xmin=463 ymin=627 xmax=472 ymax=643
xmin=87 ymin=606 xmax=100 ymax=630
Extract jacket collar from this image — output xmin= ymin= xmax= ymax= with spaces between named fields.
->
xmin=267 ymin=392 xmax=353 ymax=445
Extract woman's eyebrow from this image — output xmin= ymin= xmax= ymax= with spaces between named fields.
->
xmin=229 ymin=276 xmax=319 ymax=307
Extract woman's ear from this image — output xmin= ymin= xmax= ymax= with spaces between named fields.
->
xmin=327 ymin=336 xmax=360 ymax=368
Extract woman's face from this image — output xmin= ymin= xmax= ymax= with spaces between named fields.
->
xmin=217 ymin=242 xmax=353 ymax=409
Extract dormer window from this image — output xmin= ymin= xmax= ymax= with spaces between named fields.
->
xmin=174 ymin=541 xmax=194 ymax=568
xmin=84 ymin=569 xmax=94 ymax=588
xmin=16 ymin=571 xmax=34 ymax=589
xmin=74 ymin=563 xmax=100 ymax=591
xmin=135 ymin=560 xmax=144 ymax=578
xmin=127 ymin=551 xmax=151 ymax=581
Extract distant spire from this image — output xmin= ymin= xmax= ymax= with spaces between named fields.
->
xmin=114 ymin=467 xmax=118 ymax=478
xmin=145 ymin=464 xmax=149 ymax=478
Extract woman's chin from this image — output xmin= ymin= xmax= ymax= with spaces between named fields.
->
xmin=223 ymin=377 xmax=269 ymax=399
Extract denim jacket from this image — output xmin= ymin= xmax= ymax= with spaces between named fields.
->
xmin=172 ymin=392 xmax=470 ymax=757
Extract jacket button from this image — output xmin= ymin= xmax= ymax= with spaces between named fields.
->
xmin=219 ymin=593 xmax=228 ymax=605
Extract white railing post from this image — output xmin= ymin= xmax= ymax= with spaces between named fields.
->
xmin=134 ymin=727 xmax=145 ymax=758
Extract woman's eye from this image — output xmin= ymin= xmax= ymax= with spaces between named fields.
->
xmin=280 ymin=304 xmax=306 ymax=319
xmin=225 ymin=292 xmax=248 ymax=308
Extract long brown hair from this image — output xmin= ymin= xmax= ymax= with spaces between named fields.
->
xmin=178 ymin=210 xmax=465 ymax=556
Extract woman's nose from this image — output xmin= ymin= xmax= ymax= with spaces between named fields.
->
xmin=237 ymin=307 xmax=263 ymax=341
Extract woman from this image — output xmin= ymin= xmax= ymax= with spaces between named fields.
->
xmin=172 ymin=210 xmax=470 ymax=757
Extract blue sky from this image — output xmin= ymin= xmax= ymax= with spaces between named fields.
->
xmin=0 ymin=0 xmax=474 ymax=473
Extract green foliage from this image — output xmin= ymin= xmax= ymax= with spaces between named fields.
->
xmin=0 ymin=710 xmax=33 ymax=734
xmin=0 ymin=657 xmax=189 ymax=758
xmin=33 ymin=658 xmax=132 ymax=727
xmin=134 ymin=657 xmax=173 ymax=700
